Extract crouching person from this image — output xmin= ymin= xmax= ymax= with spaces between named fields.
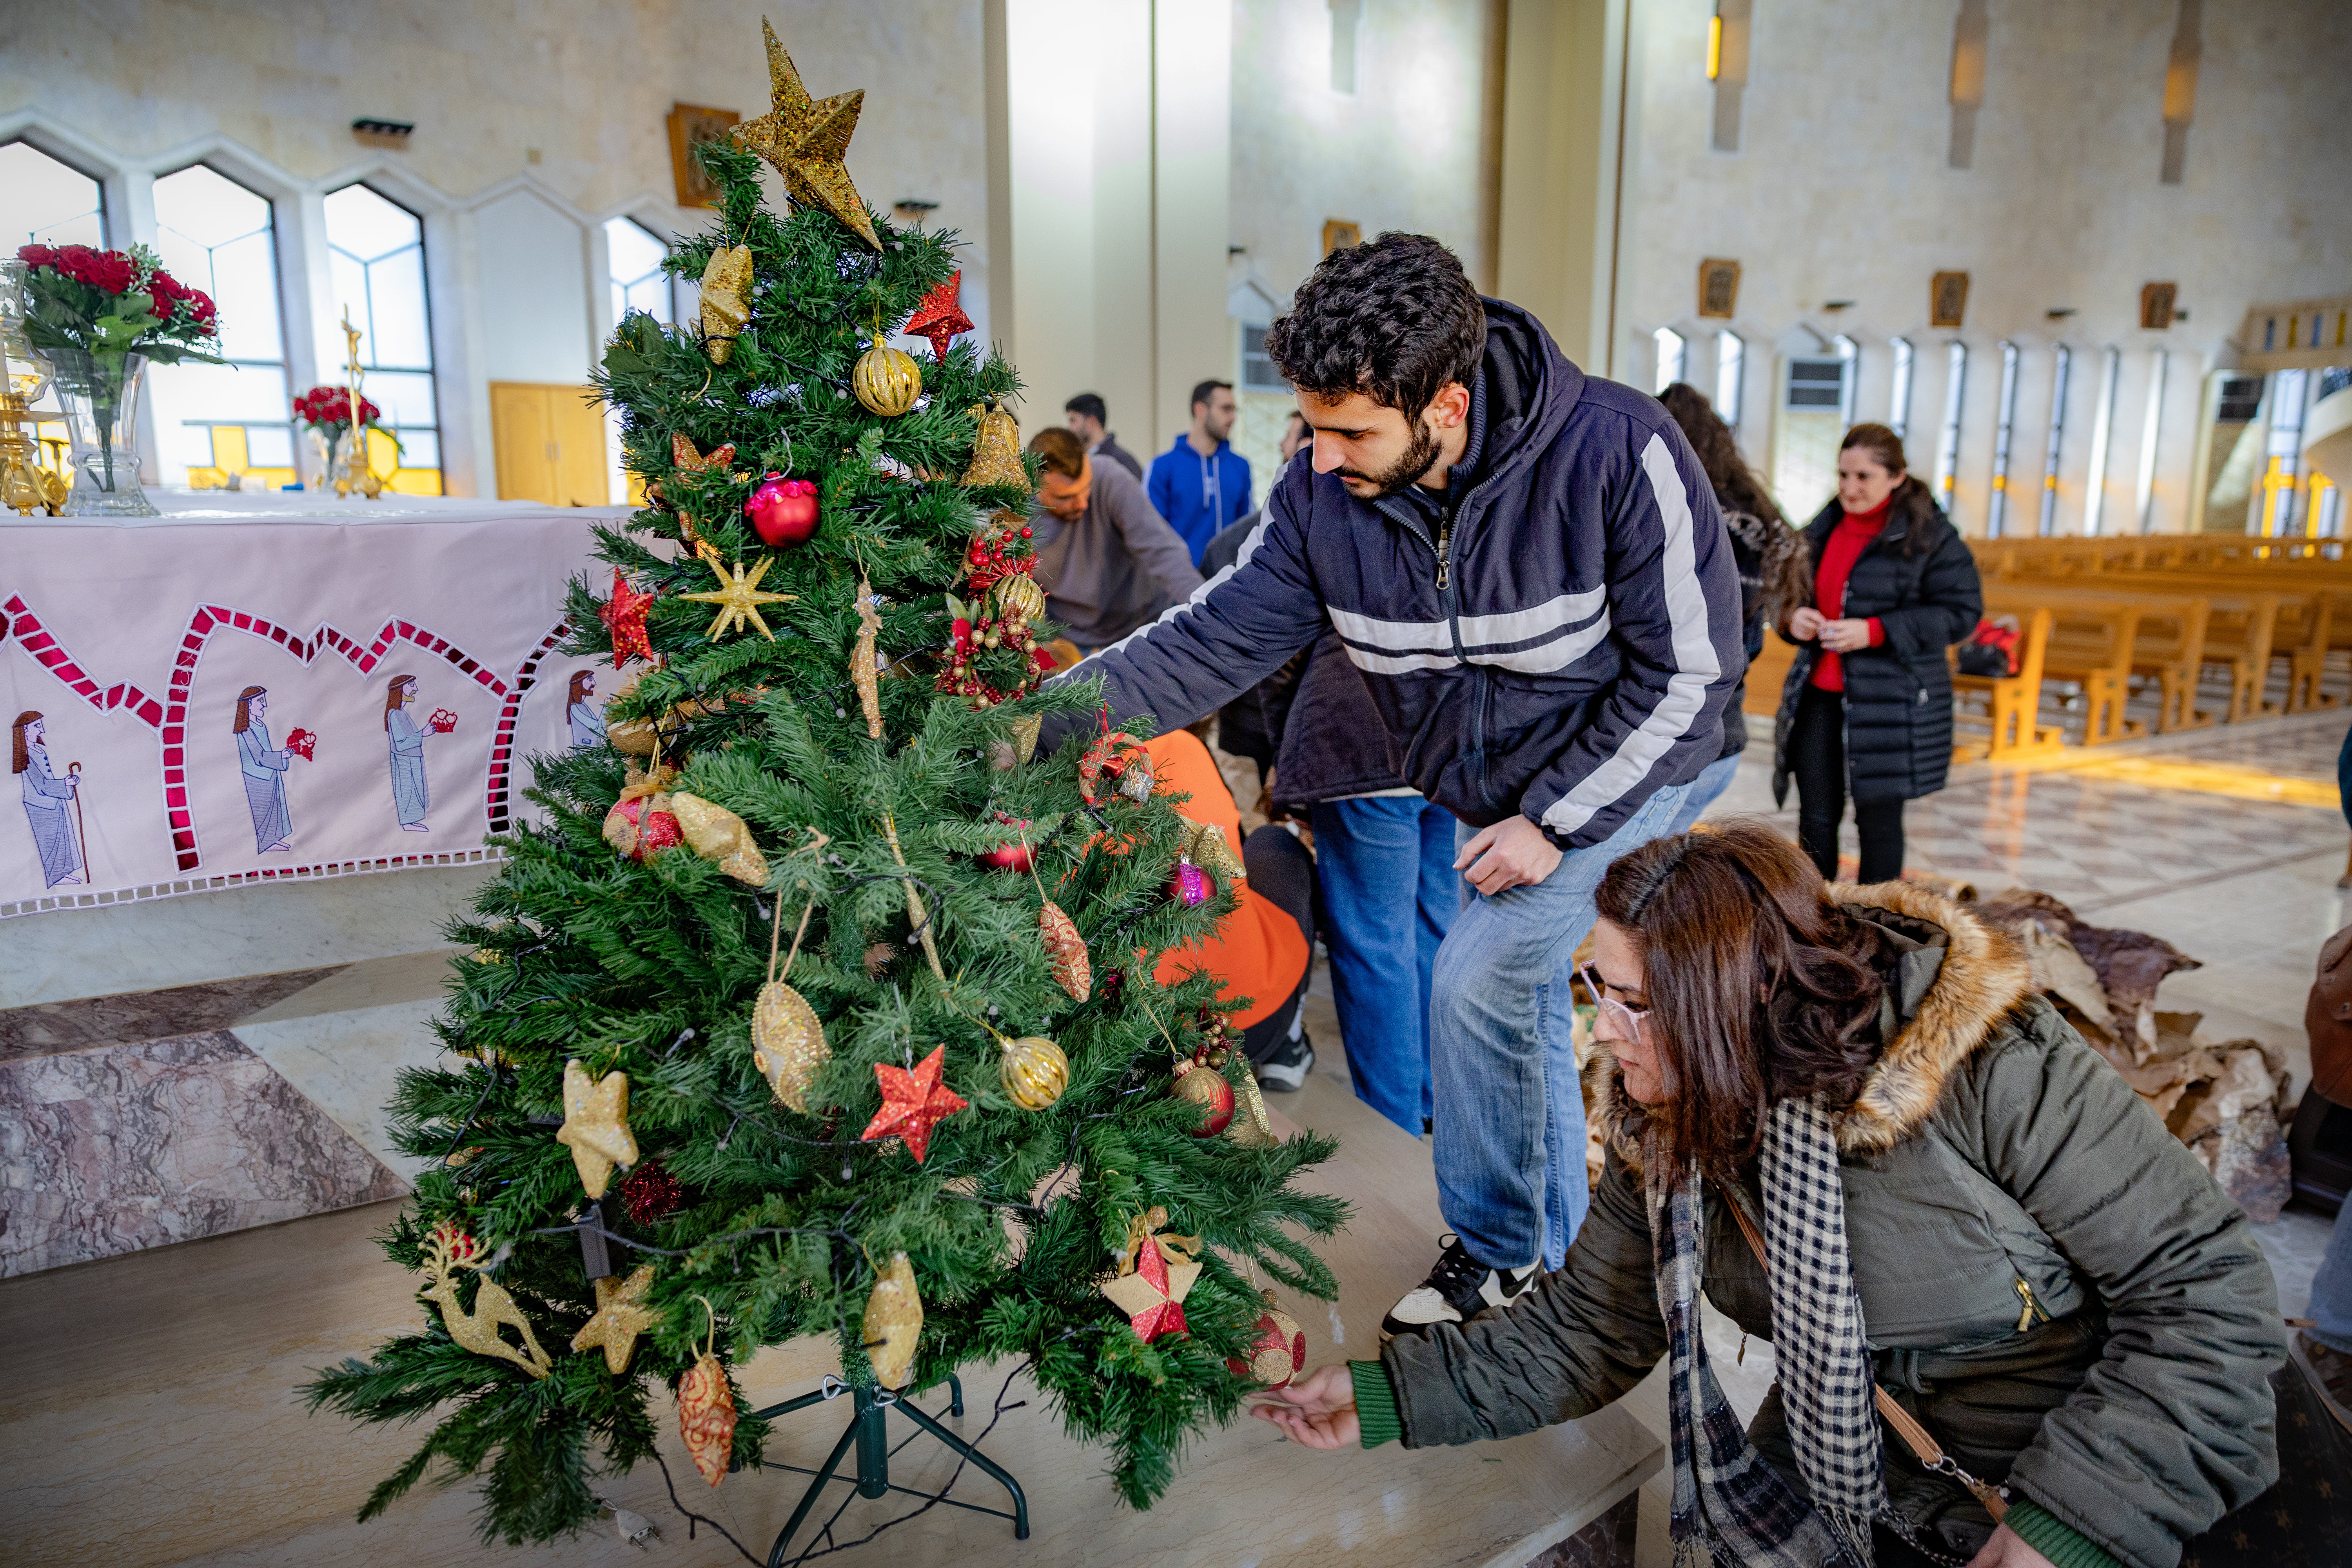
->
xmin=1256 ymin=823 xmax=2284 ymax=1568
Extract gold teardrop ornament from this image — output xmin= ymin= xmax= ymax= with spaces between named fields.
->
xmin=998 ymin=1033 xmax=1069 ymax=1111
xmin=668 ymin=792 xmax=770 ymax=886
xmin=862 ymin=1251 xmax=924 ymax=1389
xmin=751 ymin=980 xmax=828 ymax=1113
xmin=960 ymin=402 xmax=1031 ymax=492
xmin=852 ymin=338 xmax=922 ymax=417
xmin=1039 ymin=900 xmax=1091 ymax=1002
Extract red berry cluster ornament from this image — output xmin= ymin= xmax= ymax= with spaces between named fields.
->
xmin=620 ymin=1156 xmax=686 ymax=1224
xmin=935 ymin=581 xmax=1048 ymax=710
xmin=961 ymin=509 xmax=1038 ymax=598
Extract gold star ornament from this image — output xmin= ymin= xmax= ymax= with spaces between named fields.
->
xmin=571 ymin=1264 xmax=662 ymax=1375
xmin=733 ymin=19 xmax=882 ymax=250
xmin=681 ymin=553 xmax=795 ymax=641
xmin=556 ymin=1058 xmax=639 ymax=1200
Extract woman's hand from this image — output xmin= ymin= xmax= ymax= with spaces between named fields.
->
xmin=1789 ymin=605 xmax=1825 ymax=641
xmin=1964 ymin=1524 xmax=2055 ymax=1568
xmin=1817 ymin=617 xmax=1875 ymax=653
xmin=1248 ymin=1365 xmax=1360 ymax=1450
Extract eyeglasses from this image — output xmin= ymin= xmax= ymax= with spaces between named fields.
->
xmin=1576 ymin=962 xmax=1650 ymax=1038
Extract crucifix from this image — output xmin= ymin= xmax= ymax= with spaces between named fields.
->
xmin=335 ymin=309 xmax=385 ymax=499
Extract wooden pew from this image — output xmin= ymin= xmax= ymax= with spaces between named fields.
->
xmin=1950 ymin=606 xmax=2065 ymax=763
xmin=1980 ymin=586 xmax=2147 ymax=744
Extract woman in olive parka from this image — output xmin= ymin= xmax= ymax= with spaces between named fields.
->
xmin=1257 ymin=824 xmax=2283 ymax=1568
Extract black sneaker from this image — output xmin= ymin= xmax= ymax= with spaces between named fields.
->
xmin=1380 ymin=1234 xmax=1539 ymax=1337
xmin=1255 ymin=1032 xmax=1313 ymax=1092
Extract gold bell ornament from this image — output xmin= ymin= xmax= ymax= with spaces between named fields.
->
xmin=852 ymin=322 xmax=921 ymax=417
xmin=960 ymin=401 xmax=1030 ymax=492
xmin=863 ymin=1250 xmax=925 ymax=1390
xmin=667 ymin=792 xmax=770 ymax=886
xmin=751 ymin=900 xmax=829 ymax=1114
xmin=697 ymin=245 xmax=755 ymax=365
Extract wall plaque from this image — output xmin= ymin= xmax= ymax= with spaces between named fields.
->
xmin=2141 ymin=281 xmax=2178 ymax=330
xmin=667 ymin=103 xmax=742 ymax=209
xmin=1697 ymin=258 xmax=1741 ymax=319
xmin=1930 ymin=270 xmax=1970 ymax=329
xmin=1321 ymin=219 xmax=1362 ymax=255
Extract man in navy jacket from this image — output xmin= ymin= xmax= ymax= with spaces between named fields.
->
xmin=1047 ymin=234 xmax=1743 ymax=1332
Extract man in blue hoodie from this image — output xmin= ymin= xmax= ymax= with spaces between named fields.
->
xmin=1042 ymin=234 xmax=1742 ymax=1337
xmin=1149 ymin=379 xmax=1252 ymax=564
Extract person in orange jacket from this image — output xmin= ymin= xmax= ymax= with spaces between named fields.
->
xmin=1142 ymin=728 xmax=1317 ymax=1087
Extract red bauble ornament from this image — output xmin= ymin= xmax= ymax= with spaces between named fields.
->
xmin=860 ymin=1045 xmax=969 ymax=1163
xmin=977 ymin=814 xmax=1034 ymax=871
xmin=904 ymin=270 xmax=975 ymax=362
xmin=1171 ymin=1060 xmax=1235 ymax=1136
xmin=620 ymin=1157 xmax=686 ymax=1224
xmin=745 ymin=474 xmax=819 ymax=546
xmin=599 ymin=567 xmax=657 ymax=668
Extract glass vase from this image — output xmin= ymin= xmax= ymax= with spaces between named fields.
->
xmin=55 ymin=349 xmax=158 ymax=517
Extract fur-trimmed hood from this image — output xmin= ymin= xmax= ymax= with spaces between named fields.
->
xmin=1597 ymin=880 xmax=2036 ymax=1162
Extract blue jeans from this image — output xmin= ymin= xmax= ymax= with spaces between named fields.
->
xmin=2313 ymin=1200 xmax=2352 ymax=1355
xmin=1665 ymin=751 xmax=1742 ymax=836
xmin=1308 ymin=795 xmax=1457 ymax=1136
xmin=1434 ymin=782 xmax=1691 ymax=1272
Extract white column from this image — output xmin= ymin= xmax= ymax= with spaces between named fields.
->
xmin=1152 ymin=0 xmax=1231 ymax=456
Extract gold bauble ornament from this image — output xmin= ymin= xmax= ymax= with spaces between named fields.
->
xmin=960 ymin=402 xmax=1030 ymax=492
xmin=417 ymin=1223 xmax=554 ymax=1378
xmin=852 ymin=338 xmax=922 ymax=417
xmin=697 ymin=244 xmax=755 ymax=364
xmin=862 ymin=1251 xmax=924 ymax=1390
xmin=571 ymin=1265 xmax=661 ymax=1376
xmin=555 ymin=1058 xmax=638 ymax=1200
xmin=751 ymin=979 xmax=827 ymax=1113
xmin=1229 ymin=1289 xmax=1307 ymax=1388
xmin=668 ymin=792 xmax=770 ymax=886
xmin=993 ymin=573 xmax=1044 ymax=624
xmin=998 ymin=1033 xmax=1069 ymax=1111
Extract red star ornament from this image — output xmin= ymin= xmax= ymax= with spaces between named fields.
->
xmin=600 ymin=567 xmax=657 ymax=668
xmin=1098 ymin=1210 xmax=1203 ymax=1342
xmin=860 ymin=1045 xmax=969 ymax=1163
xmin=904 ymin=272 xmax=973 ymax=363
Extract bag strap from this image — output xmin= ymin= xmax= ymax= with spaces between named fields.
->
xmin=1721 ymin=1183 xmax=2009 ymax=1523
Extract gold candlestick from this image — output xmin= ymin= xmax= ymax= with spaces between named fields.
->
xmin=335 ymin=310 xmax=385 ymax=499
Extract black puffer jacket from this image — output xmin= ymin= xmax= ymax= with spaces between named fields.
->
xmin=1771 ymin=485 xmax=1980 ymax=805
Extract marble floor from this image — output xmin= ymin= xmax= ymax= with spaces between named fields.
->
xmin=3 ymin=706 xmax=2347 ymax=1566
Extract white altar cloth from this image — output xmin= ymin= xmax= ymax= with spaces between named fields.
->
xmin=2 ymin=493 xmax=629 ymax=917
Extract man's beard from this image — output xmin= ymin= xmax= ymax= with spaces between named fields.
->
xmin=1335 ymin=414 xmax=1442 ymax=499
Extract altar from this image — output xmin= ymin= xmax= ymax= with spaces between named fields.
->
xmin=1 ymin=492 xmax=627 ymax=919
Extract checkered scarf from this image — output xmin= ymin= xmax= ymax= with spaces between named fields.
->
xmin=1645 ymin=1095 xmax=1883 ymax=1568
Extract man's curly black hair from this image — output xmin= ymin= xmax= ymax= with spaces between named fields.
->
xmin=1263 ymin=232 xmax=1486 ymax=420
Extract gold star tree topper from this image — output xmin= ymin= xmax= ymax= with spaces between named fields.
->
xmin=682 ymin=552 xmax=795 ymax=641
xmin=570 ymin=1264 xmax=662 ymax=1375
xmin=556 ymin=1058 xmax=639 ymax=1200
xmin=733 ymin=19 xmax=882 ymax=250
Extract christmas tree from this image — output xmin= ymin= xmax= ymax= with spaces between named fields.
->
xmin=303 ymin=22 xmax=1342 ymax=1549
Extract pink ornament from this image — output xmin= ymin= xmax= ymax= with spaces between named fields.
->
xmin=1172 ymin=857 xmax=1212 ymax=907
xmin=745 ymin=474 xmax=820 ymax=547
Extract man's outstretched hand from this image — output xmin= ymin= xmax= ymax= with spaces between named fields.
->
xmin=1455 ymin=814 xmax=1563 ymax=895
xmin=1248 ymin=1365 xmax=1360 ymax=1450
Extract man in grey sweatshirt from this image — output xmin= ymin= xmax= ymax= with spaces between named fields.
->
xmin=1026 ymin=426 xmax=1203 ymax=651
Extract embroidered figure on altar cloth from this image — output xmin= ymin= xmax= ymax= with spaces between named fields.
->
xmin=567 ymin=670 xmax=605 ymax=750
xmin=233 ymin=686 xmax=298 ymax=854
xmin=384 ymin=673 xmax=453 ymax=832
xmin=13 ymin=711 xmax=85 ymax=887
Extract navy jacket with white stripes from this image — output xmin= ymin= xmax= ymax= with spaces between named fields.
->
xmin=1044 ymin=300 xmax=1746 ymax=851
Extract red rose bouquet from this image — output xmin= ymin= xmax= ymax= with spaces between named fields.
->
xmin=293 ymin=386 xmax=384 ymax=437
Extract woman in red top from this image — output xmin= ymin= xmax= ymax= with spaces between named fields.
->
xmin=1772 ymin=425 xmax=1981 ymax=884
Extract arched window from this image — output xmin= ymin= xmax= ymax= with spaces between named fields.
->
xmin=1934 ymin=342 xmax=1968 ymax=521
xmin=1986 ymin=341 xmax=2021 ymax=537
xmin=1887 ymin=338 xmax=1915 ymax=439
xmin=1652 ymin=328 xmax=1685 ymax=396
xmin=148 ymin=165 xmax=294 ymax=489
xmin=0 ymin=142 xmax=105 ymax=247
xmin=324 ymin=183 xmax=441 ymax=494
xmin=1715 ymin=330 xmax=1744 ymax=429
xmin=605 ymin=217 xmax=676 ymax=326
xmin=1831 ymin=334 xmax=1858 ymax=425
xmin=2036 ymin=345 xmax=2071 ymax=537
